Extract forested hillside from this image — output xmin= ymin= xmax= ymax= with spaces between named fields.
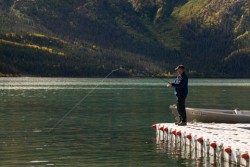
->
xmin=0 ymin=0 xmax=249 ymax=77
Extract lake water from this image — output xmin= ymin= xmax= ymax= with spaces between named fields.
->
xmin=0 ymin=78 xmax=249 ymax=166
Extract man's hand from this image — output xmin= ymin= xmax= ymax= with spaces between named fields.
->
xmin=167 ymin=82 xmax=173 ymax=87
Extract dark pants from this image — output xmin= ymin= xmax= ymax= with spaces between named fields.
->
xmin=177 ymin=96 xmax=186 ymax=122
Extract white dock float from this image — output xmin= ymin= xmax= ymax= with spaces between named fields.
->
xmin=152 ymin=123 xmax=250 ymax=166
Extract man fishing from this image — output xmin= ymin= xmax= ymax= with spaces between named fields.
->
xmin=168 ymin=65 xmax=188 ymax=126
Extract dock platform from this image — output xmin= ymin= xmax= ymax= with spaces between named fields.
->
xmin=152 ymin=123 xmax=250 ymax=166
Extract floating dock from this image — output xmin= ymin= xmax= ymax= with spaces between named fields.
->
xmin=152 ymin=123 xmax=250 ymax=166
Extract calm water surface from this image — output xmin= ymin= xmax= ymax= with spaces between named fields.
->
xmin=0 ymin=78 xmax=249 ymax=167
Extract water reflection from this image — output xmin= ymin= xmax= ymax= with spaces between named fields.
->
xmin=155 ymin=136 xmax=241 ymax=167
xmin=0 ymin=78 xmax=250 ymax=90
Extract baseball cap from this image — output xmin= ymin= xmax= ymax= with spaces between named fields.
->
xmin=175 ymin=65 xmax=185 ymax=71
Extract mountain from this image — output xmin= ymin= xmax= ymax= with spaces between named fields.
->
xmin=0 ymin=0 xmax=249 ymax=77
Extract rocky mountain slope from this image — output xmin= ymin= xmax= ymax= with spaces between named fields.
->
xmin=0 ymin=0 xmax=249 ymax=77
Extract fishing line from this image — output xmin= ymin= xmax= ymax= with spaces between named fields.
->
xmin=48 ymin=69 xmax=119 ymax=133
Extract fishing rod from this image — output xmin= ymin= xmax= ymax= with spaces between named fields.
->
xmin=48 ymin=68 xmax=119 ymax=133
xmin=161 ymin=79 xmax=172 ymax=87
xmin=113 ymin=66 xmax=171 ymax=85
xmin=160 ymin=78 xmax=171 ymax=84
xmin=152 ymin=75 xmax=172 ymax=87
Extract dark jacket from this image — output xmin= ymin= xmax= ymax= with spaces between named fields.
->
xmin=172 ymin=72 xmax=188 ymax=97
